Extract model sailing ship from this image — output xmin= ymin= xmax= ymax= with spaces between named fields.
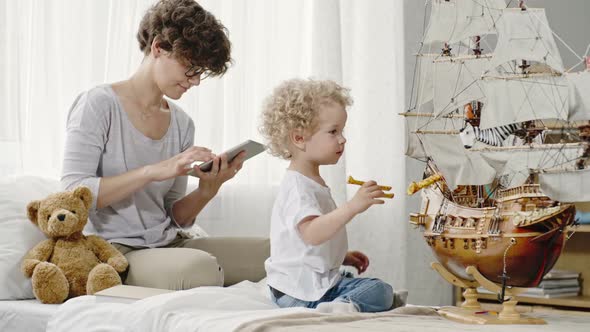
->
xmin=403 ymin=0 xmax=590 ymax=324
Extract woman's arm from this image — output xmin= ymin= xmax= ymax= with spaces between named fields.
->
xmin=61 ymin=91 xmax=155 ymax=209
xmin=98 ymin=146 xmax=216 ymax=209
xmin=170 ymin=187 xmax=216 ymax=227
xmin=61 ymin=92 xmax=109 ymax=209
xmin=171 ymin=152 xmax=245 ymax=227
xmin=95 ymin=167 xmax=153 ymax=209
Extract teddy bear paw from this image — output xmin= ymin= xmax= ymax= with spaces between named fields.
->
xmin=32 ymin=262 xmax=69 ymax=304
xmin=87 ymin=263 xmax=123 ymax=295
xmin=22 ymin=258 xmax=42 ymax=278
xmin=107 ymin=257 xmax=129 ymax=273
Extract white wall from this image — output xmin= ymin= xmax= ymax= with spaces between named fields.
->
xmin=533 ymin=0 xmax=590 ymax=69
xmin=402 ymin=0 xmax=454 ymax=307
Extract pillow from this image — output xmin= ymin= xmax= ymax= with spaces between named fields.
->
xmin=0 ymin=176 xmax=60 ymax=300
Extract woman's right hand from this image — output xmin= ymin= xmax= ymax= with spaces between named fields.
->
xmin=146 ymin=146 xmax=215 ymax=182
xmin=347 ymin=180 xmax=386 ymax=215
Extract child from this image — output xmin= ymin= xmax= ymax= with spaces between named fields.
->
xmin=259 ymin=78 xmax=407 ymax=313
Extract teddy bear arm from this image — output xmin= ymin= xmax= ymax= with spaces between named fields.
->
xmin=86 ymin=235 xmax=128 ymax=273
xmin=21 ymin=239 xmax=56 ymax=277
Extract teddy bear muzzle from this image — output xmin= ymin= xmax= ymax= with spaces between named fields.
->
xmin=47 ymin=209 xmax=83 ymax=236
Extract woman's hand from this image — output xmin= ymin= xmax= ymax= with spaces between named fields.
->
xmin=343 ymin=251 xmax=370 ymax=274
xmin=190 ymin=151 xmax=246 ymax=198
xmin=147 ymin=146 xmax=215 ymax=182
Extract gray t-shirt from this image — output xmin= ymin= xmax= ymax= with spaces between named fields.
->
xmin=61 ymin=85 xmax=195 ymax=247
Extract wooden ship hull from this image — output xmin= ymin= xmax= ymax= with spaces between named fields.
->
xmin=409 ymin=180 xmax=576 ymax=288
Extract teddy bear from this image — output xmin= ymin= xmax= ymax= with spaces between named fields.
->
xmin=21 ymin=186 xmax=128 ymax=304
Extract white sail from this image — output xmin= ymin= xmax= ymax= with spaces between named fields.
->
xmin=405 ymin=113 xmax=464 ymax=159
xmin=433 ymin=56 xmax=490 ymax=115
xmin=539 ymin=168 xmax=590 ymax=202
xmin=415 ymin=55 xmax=437 ymax=106
xmin=420 ymin=134 xmax=496 ymax=189
xmin=423 ymin=0 xmax=506 ymax=45
xmin=566 ymin=71 xmax=590 ymax=121
xmin=488 ymin=8 xmax=564 ymax=73
xmin=423 ymin=0 xmax=458 ymax=45
xmin=479 ymin=74 xmax=569 ymax=129
xmin=454 ymin=0 xmax=506 ymax=43
xmin=478 ymin=144 xmax=585 ymax=188
xmin=409 ymin=1 xmax=589 ymax=199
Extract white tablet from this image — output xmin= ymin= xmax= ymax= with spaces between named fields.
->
xmin=187 ymin=139 xmax=266 ymax=176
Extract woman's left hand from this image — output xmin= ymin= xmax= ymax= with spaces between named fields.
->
xmin=190 ymin=151 xmax=246 ymax=198
xmin=343 ymin=251 xmax=370 ymax=274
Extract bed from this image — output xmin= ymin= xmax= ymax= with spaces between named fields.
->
xmin=0 ymin=299 xmax=59 ymax=332
xmin=2 ymin=282 xmax=589 ymax=332
xmin=38 ymin=279 xmax=590 ymax=332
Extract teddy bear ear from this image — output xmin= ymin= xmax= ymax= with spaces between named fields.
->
xmin=73 ymin=186 xmax=93 ymax=210
xmin=27 ymin=201 xmax=41 ymax=224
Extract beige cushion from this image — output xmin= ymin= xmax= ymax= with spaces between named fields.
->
xmin=123 ymin=248 xmax=224 ymax=290
xmin=182 ymin=237 xmax=270 ymax=287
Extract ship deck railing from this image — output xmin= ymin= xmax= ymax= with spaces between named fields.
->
xmin=496 ymin=184 xmax=544 ymax=202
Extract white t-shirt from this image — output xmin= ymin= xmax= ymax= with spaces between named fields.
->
xmin=265 ymin=170 xmax=348 ymax=301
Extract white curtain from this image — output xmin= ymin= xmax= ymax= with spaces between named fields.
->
xmin=0 ymin=0 xmax=441 ymax=304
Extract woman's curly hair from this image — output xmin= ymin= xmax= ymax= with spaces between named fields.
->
xmin=259 ymin=79 xmax=353 ymax=160
xmin=137 ymin=0 xmax=231 ymax=77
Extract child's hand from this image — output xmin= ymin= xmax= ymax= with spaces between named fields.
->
xmin=343 ymin=251 xmax=369 ymax=274
xmin=347 ymin=180 xmax=386 ymax=214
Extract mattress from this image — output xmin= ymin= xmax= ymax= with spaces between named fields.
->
xmin=0 ymin=299 xmax=59 ymax=332
xmin=45 ymin=279 xmax=590 ymax=332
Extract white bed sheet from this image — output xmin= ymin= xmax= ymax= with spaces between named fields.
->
xmin=45 ymin=280 xmax=590 ymax=332
xmin=0 ymin=299 xmax=59 ymax=332
xmin=47 ymin=279 xmax=308 ymax=332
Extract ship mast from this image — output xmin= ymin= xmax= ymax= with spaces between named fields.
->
xmin=518 ymin=0 xmax=530 ymax=76
xmin=467 ymin=36 xmax=484 ymax=126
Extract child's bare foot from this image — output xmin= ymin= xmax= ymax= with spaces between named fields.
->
xmin=316 ymin=300 xmax=359 ymax=313
xmin=392 ymin=289 xmax=408 ymax=309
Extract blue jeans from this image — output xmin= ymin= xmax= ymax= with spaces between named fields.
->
xmin=271 ymin=277 xmax=394 ymax=313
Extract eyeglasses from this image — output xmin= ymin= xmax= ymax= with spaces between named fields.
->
xmin=185 ymin=64 xmax=211 ymax=79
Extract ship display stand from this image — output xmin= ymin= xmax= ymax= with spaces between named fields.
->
xmin=455 ymin=221 xmax=590 ymax=311
xmin=433 ymin=262 xmax=545 ymax=324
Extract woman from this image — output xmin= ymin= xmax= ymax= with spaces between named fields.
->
xmin=61 ymin=0 xmax=268 ymax=290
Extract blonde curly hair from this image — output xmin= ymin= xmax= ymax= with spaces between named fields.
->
xmin=259 ymin=78 xmax=352 ymax=159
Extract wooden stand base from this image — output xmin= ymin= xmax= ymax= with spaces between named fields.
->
xmin=430 ymin=262 xmax=547 ymax=325
xmin=437 ymin=306 xmax=546 ymax=324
